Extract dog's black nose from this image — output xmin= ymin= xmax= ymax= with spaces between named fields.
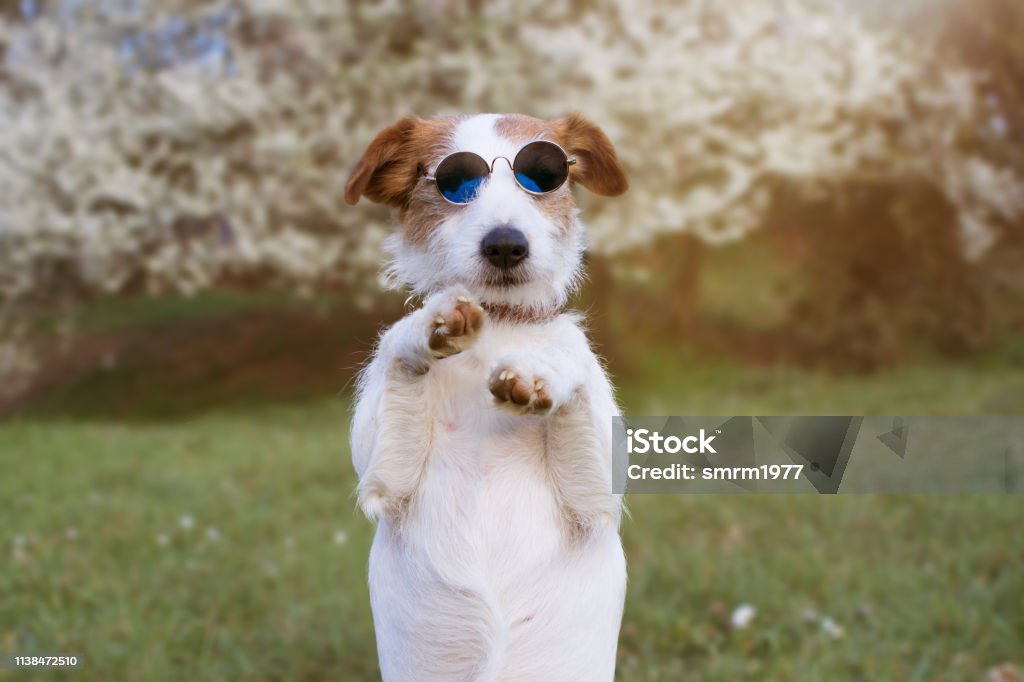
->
xmin=480 ymin=227 xmax=529 ymax=270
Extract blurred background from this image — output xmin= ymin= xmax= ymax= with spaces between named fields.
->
xmin=0 ymin=0 xmax=1022 ymax=679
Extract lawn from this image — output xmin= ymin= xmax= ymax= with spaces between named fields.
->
xmin=2 ymin=346 xmax=1022 ymax=681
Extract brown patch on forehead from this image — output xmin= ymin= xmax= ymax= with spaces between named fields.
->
xmin=495 ymin=114 xmax=551 ymax=144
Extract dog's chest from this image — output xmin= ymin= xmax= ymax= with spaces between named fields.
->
xmin=422 ymin=324 xmax=546 ymax=440
xmin=411 ymin=325 xmax=563 ymax=562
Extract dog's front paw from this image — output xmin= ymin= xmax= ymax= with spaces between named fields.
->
xmin=424 ymin=289 xmax=485 ymax=358
xmin=488 ymin=365 xmax=556 ymax=415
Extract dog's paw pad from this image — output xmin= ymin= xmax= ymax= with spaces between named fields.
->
xmin=489 ymin=368 xmax=554 ymax=414
xmin=428 ymin=295 xmax=485 ymax=357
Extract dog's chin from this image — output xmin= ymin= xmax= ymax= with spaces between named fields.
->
xmin=466 ymin=268 xmax=567 ymax=316
xmin=478 ymin=266 xmax=531 ymax=289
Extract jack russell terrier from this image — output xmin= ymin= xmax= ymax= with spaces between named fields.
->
xmin=345 ymin=112 xmax=629 ymax=681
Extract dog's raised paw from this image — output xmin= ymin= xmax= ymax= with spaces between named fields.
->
xmin=489 ymin=367 xmax=554 ymax=414
xmin=427 ymin=293 xmax=485 ymax=358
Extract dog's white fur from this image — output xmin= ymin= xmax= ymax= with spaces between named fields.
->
xmin=347 ymin=113 xmax=628 ymax=681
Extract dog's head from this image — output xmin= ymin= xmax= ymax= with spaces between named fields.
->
xmin=345 ymin=113 xmax=628 ymax=316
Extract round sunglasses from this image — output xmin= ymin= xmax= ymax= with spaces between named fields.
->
xmin=424 ymin=140 xmax=576 ymax=205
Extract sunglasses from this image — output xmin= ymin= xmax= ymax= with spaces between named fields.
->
xmin=424 ymin=140 xmax=576 ymax=205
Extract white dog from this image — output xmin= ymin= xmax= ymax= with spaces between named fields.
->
xmin=345 ymin=112 xmax=629 ymax=681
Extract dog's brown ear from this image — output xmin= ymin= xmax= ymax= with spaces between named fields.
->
xmin=551 ymin=112 xmax=628 ymax=197
xmin=344 ymin=116 xmax=425 ymax=207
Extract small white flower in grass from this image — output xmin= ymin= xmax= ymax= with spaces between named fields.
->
xmin=179 ymin=515 xmax=195 ymax=531
xmin=65 ymin=527 xmax=79 ymax=541
xmin=730 ymin=604 xmax=757 ymax=630
xmin=333 ymin=530 xmax=349 ymax=546
xmin=12 ymin=534 xmax=27 ymax=562
xmin=820 ymin=617 xmax=844 ymax=639
xmin=205 ymin=527 xmax=221 ymax=543
xmin=987 ymin=663 xmax=1022 ymax=682
xmin=156 ymin=533 xmax=171 ymax=547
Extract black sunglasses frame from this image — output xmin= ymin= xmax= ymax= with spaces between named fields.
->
xmin=423 ymin=140 xmax=577 ymax=205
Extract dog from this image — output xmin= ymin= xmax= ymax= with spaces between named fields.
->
xmin=344 ymin=112 xmax=629 ymax=681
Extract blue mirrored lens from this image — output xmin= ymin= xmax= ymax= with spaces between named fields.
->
xmin=513 ymin=141 xmax=569 ymax=193
xmin=435 ymin=152 xmax=490 ymax=203
xmin=514 ymin=173 xmax=542 ymax=193
xmin=442 ymin=176 xmax=484 ymax=203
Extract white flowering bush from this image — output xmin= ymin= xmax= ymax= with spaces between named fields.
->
xmin=552 ymin=1 xmax=1023 ymax=258
xmin=0 ymin=0 xmax=579 ymax=303
xmin=1 ymin=0 xmax=1021 ymax=306
xmin=0 ymin=0 xmax=1021 ymax=391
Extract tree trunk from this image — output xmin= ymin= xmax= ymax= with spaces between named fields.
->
xmin=670 ymin=231 xmax=705 ymax=338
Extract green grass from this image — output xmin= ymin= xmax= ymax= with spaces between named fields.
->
xmin=618 ymin=342 xmax=1024 ymax=416
xmin=2 ymin=351 xmax=1023 ymax=681
xmin=0 ymin=402 xmax=377 ymax=681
